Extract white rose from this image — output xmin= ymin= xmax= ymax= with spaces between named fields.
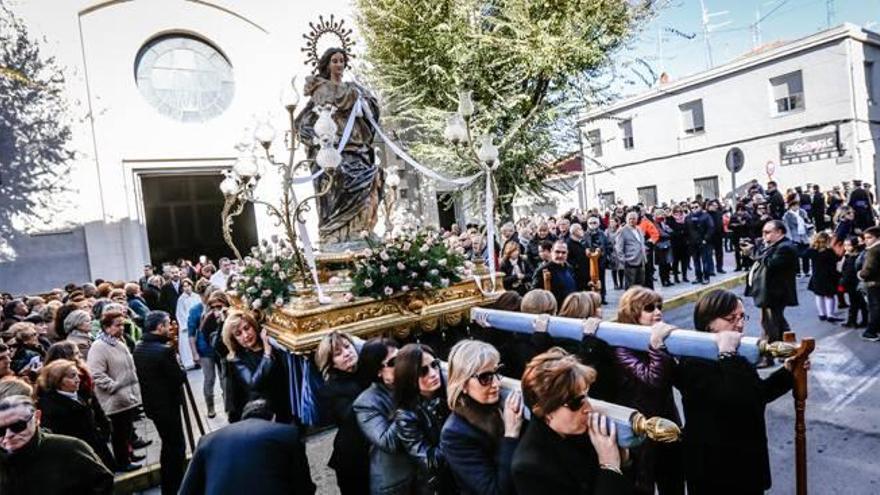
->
xmin=380 ymin=265 xmax=388 ymax=274
xmin=419 ymin=260 xmax=428 ymax=267
xmin=429 ymin=269 xmax=439 ymax=276
xmin=360 ymin=230 xmax=370 ymax=239
xmin=438 ymin=258 xmax=448 ymax=266
xmin=275 ymin=297 xmax=284 ymax=307
xmin=363 ymin=248 xmax=374 ymax=257
xmin=401 ymin=285 xmax=410 ymax=292
xmin=397 ymin=262 xmax=406 ymax=270
xmin=410 ymin=272 xmax=418 ymax=279
xmin=380 ymin=251 xmax=390 ymax=261
xmin=278 ymin=271 xmax=286 ymax=279
xmin=423 ymin=281 xmax=433 ymax=289
xmin=384 ymin=286 xmax=393 ymax=296
xmin=402 ymin=242 xmax=412 ymax=251
xmin=272 ymin=263 xmax=280 ymax=272
xmin=247 ymin=286 xmax=258 ymax=294
xmin=254 ymin=276 xmax=263 ymax=285
xmin=440 ymin=278 xmax=450 ymax=287
xmin=419 ymin=244 xmax=430 ymax=253
xmin=343 ymin=292 xmax=355 ymax=302
xmin=464 ymin=261 xmax=474 ymax=269
xmin=262 ymin=289 xmax=272 ymax=297
xmin=364 ymin=278 xmax=374 ymax=288
xmin=252 ymin=299 xmax=262 ymax=309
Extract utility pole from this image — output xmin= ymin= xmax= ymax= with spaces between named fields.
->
xmin=699 ymin=0 xmax=730 ymax=69
xmin=752 ymin=8 xmax=761 ymax=49
xmin=826 ymin=0 xmax=836 ymax=29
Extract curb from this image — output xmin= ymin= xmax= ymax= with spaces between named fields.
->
xmin=662 ymin=273 xmax=747 ymax=312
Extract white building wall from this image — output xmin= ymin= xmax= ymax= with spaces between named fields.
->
xmin=581 ymin=26 xmax=880 ymax=207
xmin=3 ymin=0 xmax=356 ymax=292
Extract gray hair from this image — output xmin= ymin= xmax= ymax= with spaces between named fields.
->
xmin=63 ymin=309 xmax=91 ymax=333
xmin=446 ymin=340 xmax=500 ymax=410
xmin=0 ymin=394 xmax=34 ymax=412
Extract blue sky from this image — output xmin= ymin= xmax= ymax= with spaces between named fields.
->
xmin=620 ymin=0 xmax=880 ymax=95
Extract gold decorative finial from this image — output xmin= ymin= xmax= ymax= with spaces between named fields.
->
xmin=759 ymin=340 xmax=799 ymax=358
xmin=301 ymin=14 xmax=355 ymax=68
xmin=632 ymin=413 xmax=681 ymax=443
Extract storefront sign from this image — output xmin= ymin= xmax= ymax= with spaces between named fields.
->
xmin=779 ymin=132 xmax=840 ymax=165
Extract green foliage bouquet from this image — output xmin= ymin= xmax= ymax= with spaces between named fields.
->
xmin=351 ymin=230 xmax=466 ymax=298
xmin=234 ymin=238 xmax=298 ymax=311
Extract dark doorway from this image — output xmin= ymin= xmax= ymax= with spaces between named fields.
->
xmin=141 ymin=174 xmax=257 ymax=266
xmin=437 ymin=193 xmax=457 ymax=230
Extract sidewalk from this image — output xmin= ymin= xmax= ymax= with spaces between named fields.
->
xmin=125 ymin=251 xmax=744 ymax=494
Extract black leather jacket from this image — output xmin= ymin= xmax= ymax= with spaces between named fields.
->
xmin=353 ymin=383 xmax=416 ymax=494
xmin=394 ymin=394 xmax=452 ymax=495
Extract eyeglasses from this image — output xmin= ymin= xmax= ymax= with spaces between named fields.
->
xmin=643 ymin=302 xmax=663 ymax=312
xmin=472 ymin=365 xmax=504 ymax=386
xmin=419 ymin=359 xmax=441 ymax=377
xmin=564 ymin=392 xmax=589 ymax=411
xmin=382 ymin=356 xmax=396 ymax=368
xmin=721 ymin=313 xmax=750 ymax=323
xmin=0 ymin=412 xmax=34 ymax=437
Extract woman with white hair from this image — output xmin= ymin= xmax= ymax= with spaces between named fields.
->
xmin=63 ymin=309 xmax=93 ymax=359
xmin=440 ymin=340 xmax=523 ymax=495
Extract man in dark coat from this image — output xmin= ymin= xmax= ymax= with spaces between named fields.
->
xmin=848 ymin=180 xmax=876 ymax=231
xmin=159 ymin=266 xmax=183 ymax=321
xmin=583 ymin=216 xmax=612 ymax=303
xmin=811 ymin=184 xmax=827 ymax=232
xmin=566 ymin=223 xmax=590 ymax=291
xmin=179 ymin=399 xmax=316 ymax=495
xmin=744 ymin=220 xmax=799 ymax=367
xmin=0 ymin=394 xmax=114 ymax=495
xmin=532 ymin=240 xmax=578 ymax=306
xmin=858 ymin=226 xmax=880 ymax=341
xmin=685 ymin=202 xmax=715 ymax=284
xmin=765 ymin=181 xmax=786 ymax=220
xmin=133 ymin=310 xmax=186 ymax=495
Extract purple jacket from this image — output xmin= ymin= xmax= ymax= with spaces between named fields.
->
xmin=612 ymin=346 xmax=680 ymax=424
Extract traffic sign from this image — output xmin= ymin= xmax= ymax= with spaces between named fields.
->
xmin=725 ymin=147 xmax=745 ymax=173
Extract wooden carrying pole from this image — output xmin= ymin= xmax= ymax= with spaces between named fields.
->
xmin=783 ymin=331 xmax=815 ymax=495
xmin=542 ymin=269 xmax=552 ymax=291
xmin=587 ymin=250 xmax=601 ymax=293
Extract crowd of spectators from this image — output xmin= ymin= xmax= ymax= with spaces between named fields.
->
xmin=0 ymin=177 xmax=875 ymax=494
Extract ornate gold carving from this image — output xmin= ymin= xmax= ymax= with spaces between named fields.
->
xmin=759 ymin=340 xmax=799 ymax=359
xmin=632 ymin=413 xmax=681 ymax=443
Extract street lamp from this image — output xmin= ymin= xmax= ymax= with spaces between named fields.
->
xmin=219 ymin=74 xmax=337 ymax=292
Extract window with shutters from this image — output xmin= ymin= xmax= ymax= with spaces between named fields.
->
xmin=866 ymin=61 xmax=876 ymax=105
xmin=770 ymin=71 xmax=804 ymax=114
xmin=679 ymin=99 xmax=705 ymax=135
xmin=620 ymin=119 xmax=634 ymax=150
xmin=586 ymin=129 xmax=603 ymax=157
xmin=694 ymin=176 xmax=719 ymax=201
xmin=637 ymin=186 xmax=657 ymax=207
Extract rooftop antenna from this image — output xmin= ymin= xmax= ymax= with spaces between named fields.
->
xmin=699 ymin=0 xmax=731 ymax=69
xmin=826 ymin=0 xmax=836 ymax=29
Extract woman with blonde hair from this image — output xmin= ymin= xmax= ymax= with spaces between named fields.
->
xmin=315 ymin=331 xmax=370 ymax=494
xmin=36 ymin=359 xmax=115 ymax=470
xmin=500 ymin=242 xmax=533 ymax=296
xmin=511 ymin=347 xmax=629 ymax=494
xmin=551 ymin=291 xmax=615 ymax=401
xmin=520 ymin=289 xmax=556 ymax=315
xmin=806 ymin=231 xmax=843 ymax=322
xmin=613 ymin=287 xmax=682 ymax=495
xmin=221 ymin=310 xmax=291 ymax=422
xmin=441 ymin=340 xmax=522 ymax=495
xmin=558 ymin=291 xmax=602 ymax=319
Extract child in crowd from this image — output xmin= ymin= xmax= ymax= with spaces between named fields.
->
xmin=841 ymin=237 xmax=868 ymax=328
xmin=806 ymin=232 xmax=843 ymax=322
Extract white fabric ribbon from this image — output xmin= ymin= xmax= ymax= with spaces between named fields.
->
xmin=483 ymin=167 xmax=498 ymax=292
xmin=290 ymin=98 xmax=361 ymax=185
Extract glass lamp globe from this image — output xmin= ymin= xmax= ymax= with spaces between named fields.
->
xmin=254 ymin=121 xmax=276 ymax=147
xmin=316 ymin=145 xmax=342 ymax=171
xmin=314 ymin=106 xmax=338 ymax=142
xmin=220 ymin=175 xmax=239 ymax=196
xmin=386 ymin=172 xmax=401 ymax=188
xmin=477 ymin=134 xmax=499 ymax=165
xmin=281 ymin=76 xmax=300 ymax=110
xmin=233 ymin=152 xmax=259 ymax=178
xmin=457 ymin=90 xmax=474 ymax=118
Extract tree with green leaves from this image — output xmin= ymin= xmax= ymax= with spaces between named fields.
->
xmin=355 ymin=0 xmax=657 ymax=218
xmin=0 ymin=1 xmax=74 ymax=260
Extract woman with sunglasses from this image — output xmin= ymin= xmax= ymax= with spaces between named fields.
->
xmin=192 ymin=290 xmax=228 ymax=418
xmin=512 ymin=347 xmax=630 ymax=494
xmin=221 ymin=310 xmax=291 ymax=423
xmin=35 ymin=359 xmax=115 ymax=471
xmin=613 ymin=287 xmax=683 ymax=495
xmin=392 ymin=343 xmax=453 ymax=494
xmin=675 ymin=289 xmax=806 ymax=495
xmin=353 ymin=337 xmax=416 ymax=495
xmin=441 ymin=340 xmax=522 ymax=495
xmin=315 ymin=332 xmax=370 ymax=494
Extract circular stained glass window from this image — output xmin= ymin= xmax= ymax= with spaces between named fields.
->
xmin=135 ymin=34 xmax=234 ymax=123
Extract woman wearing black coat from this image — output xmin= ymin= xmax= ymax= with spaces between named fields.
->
xmin=499 ymin=242 xmax=533 ymax=296
xmin=316 ymin=332 xmax=371 ymax=495
xmin=36 ymin=359 xmax=116 ymax=470
xmin=667 ymin=208 xmax=689 ymax=283
xmin=805 ymin=232 xmax=842 ymax=322
xmin=393 ymin=343 xmax=453 ymax=495
xmin=512 ymin=348 xmax=630 ymax=495
xmin=674 ymin=290 xmax=808 ymax=495
xmin=221 ymin=310 xmax=292 ymax=423
xmin=440 ymin=340 xmax=522 ymax=495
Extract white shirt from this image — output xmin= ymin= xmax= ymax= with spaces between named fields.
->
xmin=176 ymin=292 xmax=202 ymax=331
xmin=209 ymin=271 xmax=229 ymax=290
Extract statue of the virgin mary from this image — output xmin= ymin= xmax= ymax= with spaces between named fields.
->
xmin=294 ymin=47 xmax=384 ymax=248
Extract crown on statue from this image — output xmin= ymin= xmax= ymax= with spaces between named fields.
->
xmin=301 ymin=14 xmax=355 ymax=68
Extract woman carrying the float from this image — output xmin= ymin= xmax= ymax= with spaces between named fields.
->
xmin=675 ymin=289 xmax=808 ymax=495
